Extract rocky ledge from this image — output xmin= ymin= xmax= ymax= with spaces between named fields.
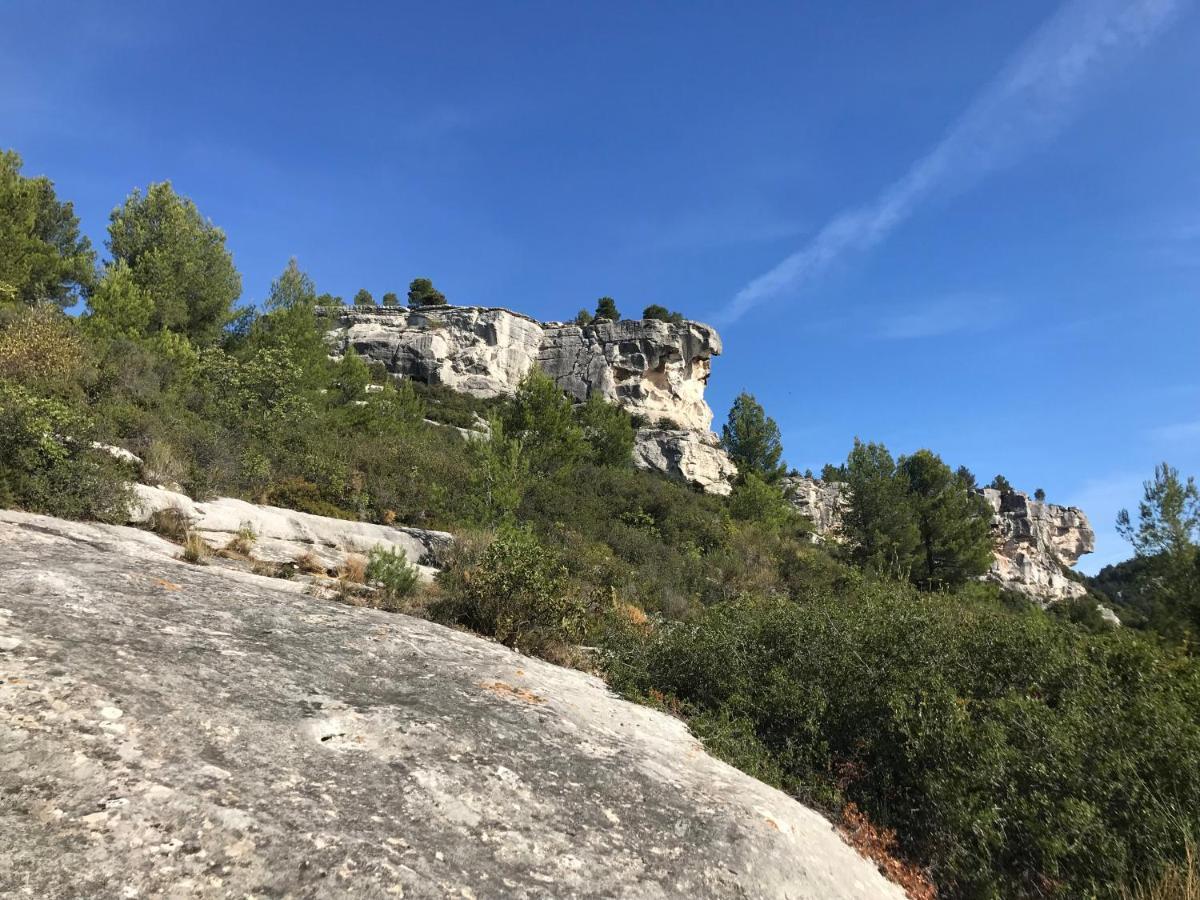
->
xmin=0 ymin=510 xmax=903 ymax=899
xmin=322 ymin=305 xmax=723 ymax=433
xmin=780 ymin=476 xmax=1095 ymax=603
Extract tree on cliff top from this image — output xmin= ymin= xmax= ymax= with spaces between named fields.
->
xmin=642 ymin=304 xmax=684 ymax=324
xmin=408 ymin=278 xmax=447 ymax=308
xmin=593 ymin=297 xmax=620 ymax=321
xmin=107 ymin=181 xmax=241 ymax=345
xmin=353 ymin=288 xmax=375 ymax=307
xmin=721 ymin=392 xmax=786 ymax=484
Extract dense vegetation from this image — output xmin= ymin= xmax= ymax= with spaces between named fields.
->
xmin=3 ymin=150 xmax=1199 ymax=899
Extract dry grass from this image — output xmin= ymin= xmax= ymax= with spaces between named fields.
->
xmin=839 ymin=803 xmax=937 ymax=900
xmin=1123 ymin=845 xmax=1200 ymax=900
xmin=293 ymin=550 xmax=328 ymax=576
xmin=338 ymin=553 xmax=368 ymax=584
xmin=149 ymin=506 xmax=191 ymax=542
xmin=180 ymin=532 xmax=211 ymax=565
xmin=251 ymin=559 xmax=294 ymax=579
xmin=223 ymin=521 xmax=257 ymax=557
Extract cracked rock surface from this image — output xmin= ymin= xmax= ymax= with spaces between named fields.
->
xmin=0 ymin=510 xmax=902 ymax=899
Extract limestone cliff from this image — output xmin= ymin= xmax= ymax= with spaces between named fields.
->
xmin=322 ymin=305 xmax=722 ymax=432
xmin=0 ymin=510 xmax=904 ymax=899
xmin=780 ymin=475 xmax=1095 ymax=602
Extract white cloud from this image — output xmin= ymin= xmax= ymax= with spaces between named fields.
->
xmin=720 ymin=0 xmax=1183 ymax=324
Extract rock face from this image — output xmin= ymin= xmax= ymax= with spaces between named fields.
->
xmin=0 ymin=510 xmax=903 ymax=900
xmin=980 ymin=488 xmax=1095 ymax=602
xmin=632 ymin=428 xmax=738 ymax=496
xmin=781 ymin=476 xmax=1095 ymax=602
xmin=128 ymin=484 xmax=454 ymax=579
xmin=782 ymin=475 xmax=849 ymax=538
xmin=322 ymin=305 xmax=723 ymax=433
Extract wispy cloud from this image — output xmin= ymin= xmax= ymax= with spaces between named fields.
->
xmin=1150 ymin=419 xmax=1200 ymax=443
xmin=720 ymin=0 xmax=1183 ymax=324
xmin=873 ymin=294 xmax=1008 ymax=340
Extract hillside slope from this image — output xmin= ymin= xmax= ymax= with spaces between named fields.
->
xmin=0 ymin=510 xmax=904 ymax=900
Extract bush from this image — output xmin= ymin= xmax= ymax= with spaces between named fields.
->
xmin=436 ymin=526 xmax=586 ymax=654
xmin=0 ymin=381 xmax=130 ymax=522
xmin=367 ymin=545 xmax=421 ymax=606
xmin=604 ymin=587 xmax=1200 ymax=899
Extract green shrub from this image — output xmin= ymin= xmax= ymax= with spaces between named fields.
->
xmin=604 ymin=588 xmax=1200 ymax=899
xmin=436 ymin=526 xmax=586 ymax=653
xmin=0 ymin=381 xmax=130 ymax=522
xmin=366 ymin=545 xmax=421 ymax=605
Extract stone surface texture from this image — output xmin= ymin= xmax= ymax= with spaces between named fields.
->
xmin=321 ymin=306 xmax=723 ymax=433
xmin=780 ymin=476 xmax=1095 ymax=602
xmin=0 ymin=510 xmax=903 ymax=899
xmin=979 ymin=488 xmax=1095 ymax=602
xmin=632 ymin=429 xmax=738 ymax=496
xmin=128 ymin=484 xmax=453 ymax=579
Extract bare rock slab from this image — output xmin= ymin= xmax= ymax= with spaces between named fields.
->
xmin=0 ymin=510 xmax=903 ymax=899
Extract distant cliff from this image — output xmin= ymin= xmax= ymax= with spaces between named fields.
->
xmin=781 ymin=476 xmax=1095 ymax=602
xmin=321 ymin=305 xmax=738 ymax=493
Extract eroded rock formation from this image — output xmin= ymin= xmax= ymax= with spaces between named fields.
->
xmin=322 ymin=305 xmax=722 ymax=433
xmin=780 ymin=476 xmax=1095 ymax=602
xmin=979 ymin=488 xmax=1095 ymax=602
xmin=632 ymin=428 xmax=739 ymax=496
xmin=128 ymin=484 xmax=453 ymax=579
xmin=0 ymin=510 xmax=904 ymax=899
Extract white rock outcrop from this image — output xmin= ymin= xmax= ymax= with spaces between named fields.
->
xmin=128 ymin=484 xmax=453 ymax=579
xmin=633 ymin=429 xmax=739 ymax=496
xmin=780 ymin=476 xmax=1095 ymax=603
xmin=322 ymin=305 xmax=723 ymax=432
xmin=979 ymin=488 xmax=1095 ymax=602
xmin=0 ymin=509 xmax=906 ymax=900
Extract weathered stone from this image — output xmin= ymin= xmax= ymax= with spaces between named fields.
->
xmin=128 ymin=484 xmax=453 ymax=579
xmin=633 ymin=428 xmax=738 ymax=496
xmin=781 ymin=475 xmax=849 ymax=538
xmin=780 ymin=476 xmax=1095 ymax=603
xmin=0 ymin=510 xmax=904 ymax=900
xmin=979 ymin=488 xmax=1095 ymax=602
xmin=321 ymin=305 xmax=722 ymax=432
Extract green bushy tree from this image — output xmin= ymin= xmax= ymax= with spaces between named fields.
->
xmin=107 ymin=181 xmax=241 ymax=345
xmin=407 ymin=277 xmax=447 ymax=308
xmin=642 ymin=304 xmax=684 ymax=324
xmin=501 ymin=368 xmax=585 ymax=475
xmin=381 ymin=291 xmax=400 ymax=307
xmin=0 ymin=149 xmax=96 ymax=308
xmin=842 ymin=439 xmax=919 ymax=579
xmin=85 ymin=260 xmax=154 ymax=339
xmin=353 ymin=288 xmax=374 ymax=307
xmin=244 ymin=259 xmax=328 ymax=385
xmin=576 ymin=392 xmax=635 ymax=467
xmin=897 ymin=448 xmax=993 ymax=589
xmin=573 ymin=309 xmax=593 ymax=326
xmin=721 ymin=392 xmax=786 ymax=483
xmin=593 ymin=297 xmax=620 ymax=321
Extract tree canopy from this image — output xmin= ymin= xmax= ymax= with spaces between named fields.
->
xmin=353 ymin=288 xmax=375 ymax=307
xmin=593 ymin=297 xmax=620 ymax=321
xmin=0 ymin=150 xmax=96 ymax=308
xmin=408 ymin=278 xmax=447 ymax=308
xmin=642 ymin=304 xmax=684 ymax=324
xmin=721 ymin=392 xmax=786 ymax=483
xmin=107 ymin=181 xmax=241 ymax=345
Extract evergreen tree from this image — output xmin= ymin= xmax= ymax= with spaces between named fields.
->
xmin=407 ymin=278 xmax=447 ymax=308
xmin=107 ymin=181 xmax=241 ymax=345
xmin=353 ymin=288 xmax=375 ymax=307
xmin=593 ymin=297 xmax=620 ymax=321
xmin=573 ymin=309 xmax=593 ymax=326
xmin=243 ymin=259 xmax=328 ymax=385
xmin=0 ymin=149 xmax=96 ymax=308
xmin=576 ymin=392 xmax=635 ymax=467
xmin=1117 ymin=463 xmax=1200 ymax=635
xmin=1034 ymin=487 xmax=1046 ymax=501
xmin=898 ymin=449 xmax=993 ymax=589
xmin=841 ymin=439 xmax=920 ymax=580
xmin=989 ymin=474 xmax=1014 ymax=494
xmin=501 ymin=368 xmax=585 ymax=475
xmin=721 ymin=392 xmax=786 ymax=483
xmin=85 ymin=260 xmax=153 ymax=339
xmin=642 ymin=304 xmax=684 ymax=324
xmin=333 ymin=347 xmax=371 ymax=403
xmin=381 ymin=291 xmax=400 ymax=307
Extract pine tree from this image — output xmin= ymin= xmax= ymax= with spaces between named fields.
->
xmin=721 ymin=392 xmax=786 ymax=483
xmin=353 ymin=288 xmax=375 ymax=307
xmin=407 ymin=278 xmax=447 ymax=308
xmin=593 ymin=297 xmax=620 ymax=321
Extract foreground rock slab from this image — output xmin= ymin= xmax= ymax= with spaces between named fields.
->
xmin=0 ymin=511 xmax=903 ymax=899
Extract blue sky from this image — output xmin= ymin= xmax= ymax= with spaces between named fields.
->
xmin=3 ymin=0 xmax=1198 ymax=572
